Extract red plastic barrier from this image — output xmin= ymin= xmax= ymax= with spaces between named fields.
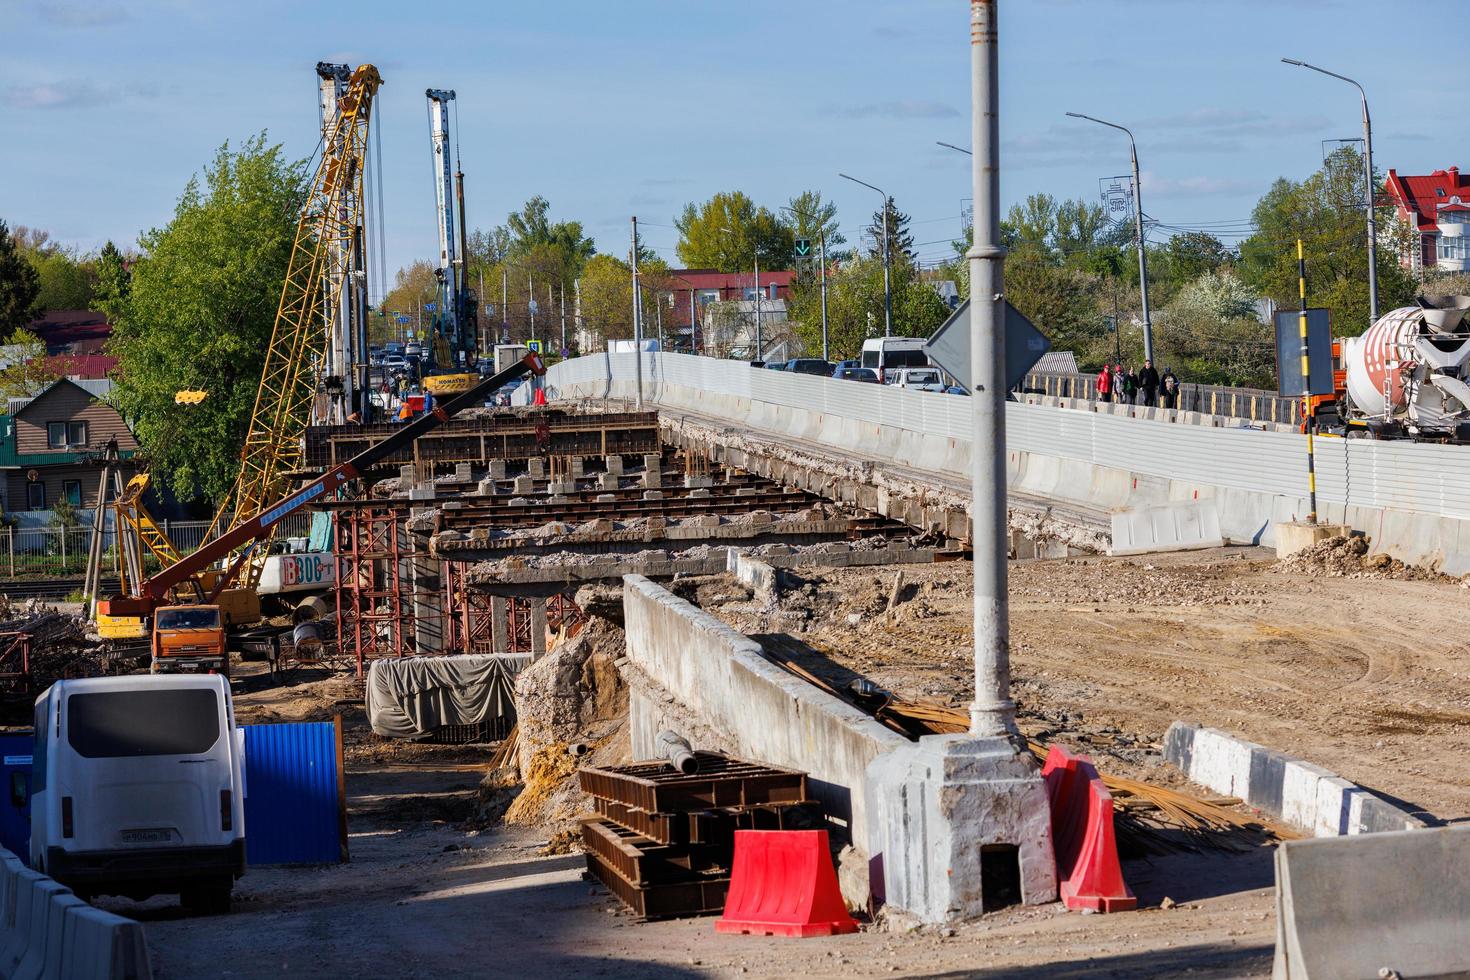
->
xmin=715 ymin=829 xmax=859 ymax=937
xmin=1042 ymin=744 xmax=1137 ymax=912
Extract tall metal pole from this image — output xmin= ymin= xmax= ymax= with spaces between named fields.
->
xmin=754 ymin=251 xmax=762 ymax=358
xmin=528 ymin=274 xmax=536 ymax=344
xmin=559 ymin=283 xmax=567 ymax=356
xmin=819 ymin=230 xmax=829 ymax=360
xmin=1298 ymin=239 xmax=1319 ymax=524
xmin=501 ymin=267 xmax=508 ymax=343
xmin=691 ymin=289 xmax=698 ymax=355
xmin=631 ymin=216 xmax=644 ymax=407
xmin=968 ymin=0 xmax=1017 ymax=738
xmin=1281 ymin=59 xmax=1379 ymax=324
xmin=1064 ymin=112 xmax=1153 ymax=364
xmin=839 ymin=173 xmax=893 ymax=337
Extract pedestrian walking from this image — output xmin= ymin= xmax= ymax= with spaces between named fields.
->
xmin=1160 ymin=367 xmax=1180 ymax=409
xmin=1095 ymin=363 xmax=1113 ymax=402
xmin=1121 ymin=366 xmax=1138 ymax=405
xmin=1138 ymin=359 xmax=1160 ymax=407
xmin=1112 ymin=364 xmax=1126 ymax=403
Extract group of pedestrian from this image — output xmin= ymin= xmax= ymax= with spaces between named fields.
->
xmin=1095 ymin=359 xmax=1180 ymax=409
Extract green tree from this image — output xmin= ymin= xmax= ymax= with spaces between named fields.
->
xmin=1151 ymin=231 xmax=1232 ymax=301
xmin=1155 ymin=270 xmax=1275 ymax=386
xmin=92 ymin=241 xmax=131 ymax=320
xmin=108 ymin=134 xmax=307 ymax=502
xmin=0 ymin=221 xmax=40 ymax=330
xmin=578 ymin=254 xmax=634 ymax=348
xmin=24 ymin=246 xmax=95 ymax=313
xmin=675 ymin=191 xmax=794 ymax=272
xmin=782 ymin=190 xmax=847 ymax=261
xmin=0 ymin=328 xmax=58 ymax=399
xmin=789 ymin=255 xmax=949 ymax=359
xmin=380 ymin=260 xmax=438 ymax=334
xmin=865 ymin=196 xmax=915 ymax=262
xmin=1239 ymin=147 xmax=1416 ymax=335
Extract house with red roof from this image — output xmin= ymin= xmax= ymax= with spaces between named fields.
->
xmin=1384 ymin=167 xmax=1470 ymax=275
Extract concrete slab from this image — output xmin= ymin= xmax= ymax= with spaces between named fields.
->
xmin=1109 ymin=501 xmax=1226 ymax=556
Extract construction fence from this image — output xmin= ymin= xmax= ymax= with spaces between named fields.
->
xmin=1020 ymin=372 xmax=1301 ymax=426
xmin=0 ymin=511 xmax=313 ymax=582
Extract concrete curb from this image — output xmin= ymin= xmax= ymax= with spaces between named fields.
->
xmin=1163 ymin=722 xmax=1429 ymax=836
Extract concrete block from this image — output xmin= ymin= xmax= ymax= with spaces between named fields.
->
xmin=1109 ymin=501 xmax=1226 ymax=556
xmin=548 ymin=495 xmax=569 ymax=505
xmin=1273 ymin=826 xmax=1470 ymax=979
xmin=866 ymin=734 xmax=1057 ymax=923
xmin=487 ymin=459 xmax=507 ymax=480
xmin=513 ymin=475 xmax=536 ymax=495
xmin=642 ymin=453 xmax=662 ymax=472
xmin=454 ymin=462 xmax=472 ymax=481
xmin=688 ymin=488 xmax=712 ymax=499
xmin=476 ymin=478 xmax=498 ymax=496
xmin=596 ymin=493 xmax=617 ymax=503
xmin=408 ymin=485 xmax=435 ymax=501
xmin=642 ymin=469 xmax=661 ymax=489
xmin=399 ymin=464 xmax=415 ymax=484
xmin=547 ymin=480 xmax=576 ymax=495
xmin=598 ymin=472 xmax=619 ymax=491
xmin=643 ymin=490 xmax=663 ymax=501
xmin=526 ymin=457 xmax=547 ymax=478
xmin=605 ymin=454 xmax=625 ymax=476
xmin=735 ymin=487 xmax=756 ymax=497
xmin=683 ymin=474 xmax=715 ymax=489
xmin=1274 ymin=521 xmax=1351 ymax=559
xmin=569 ymin=457 xmax=586 ymax=478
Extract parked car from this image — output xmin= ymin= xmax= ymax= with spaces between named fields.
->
xmin=944 ymin=385 xmax=970 ymax=396
xmin=887 ymin=367 xmax=946 ymax=393
xmin=834 ymin=366 xmax=880 ymax=383
xmin=860 ymin=337 xmax=930 ymax=383
xmin=404 ymin=343 xmax=424 ymax=361
xmin=31 ymin=675 xmax=246 ymax=911
xmin=763 ymin=361 xmax=790 ymax=371
xmin=786 ymin=359 xmax=835 ymax=377
xmin=382 ymin=354 xmax=407 ymax=371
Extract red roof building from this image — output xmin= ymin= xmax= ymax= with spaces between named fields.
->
xmin=655 ymin=269 xmax=796 ymax=350
xmin=1384 ymin=167 xmax=1470 ymax=274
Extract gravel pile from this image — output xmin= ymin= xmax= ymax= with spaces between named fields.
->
xmin=1274 ymin=534 xmax=1450 ymax=581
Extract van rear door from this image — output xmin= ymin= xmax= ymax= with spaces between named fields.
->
xmin=61 ymin=687 xmax=231 ymax=852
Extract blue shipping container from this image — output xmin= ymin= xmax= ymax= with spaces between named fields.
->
xmin=0 ymin=732 xmax=32 ymax=862
xmin=241 ymin=720 xmax=347 ymax=865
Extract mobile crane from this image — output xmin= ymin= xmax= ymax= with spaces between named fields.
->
xmin=422 ymin=88 xmax=480 ymax=397
xmin=98 ymin=353 xmax=546 ymax=674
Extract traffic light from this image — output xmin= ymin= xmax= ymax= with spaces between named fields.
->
xmin=174 ymin=389 xmax=208 ymax=405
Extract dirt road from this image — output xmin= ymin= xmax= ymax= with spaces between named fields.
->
xmin=700 ymin=546 xmax=1470 ymax=820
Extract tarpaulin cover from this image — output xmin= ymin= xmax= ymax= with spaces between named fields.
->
xmin=366 ymin=654 xmax=532 ymax=738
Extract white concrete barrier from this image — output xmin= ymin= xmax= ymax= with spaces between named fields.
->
xmin=1109 ymin=501 xmax=1226 ymax=556
xmin=0 ymin=848 xmax=151 ymax=980
xmin=1164 ymin=722 xmax=1427 ymax=837
xmin=1274 ymin=824 xmax=1470 ymax=979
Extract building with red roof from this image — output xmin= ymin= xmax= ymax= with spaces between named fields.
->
xmin=1384 ymin=167 xmax=1470 ymax=274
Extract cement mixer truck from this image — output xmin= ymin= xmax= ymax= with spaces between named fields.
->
xmin=1334 ymin=294 xmax=1470 ymax=441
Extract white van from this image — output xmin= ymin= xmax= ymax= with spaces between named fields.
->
xmin=30 ymin=675 xmax=245 ymax=912
xmin=860 ymin=337 xmax=930 ymax=383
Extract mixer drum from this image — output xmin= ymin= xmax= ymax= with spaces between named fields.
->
xmin=1344 ymin=307 xmax=1421 ymax=416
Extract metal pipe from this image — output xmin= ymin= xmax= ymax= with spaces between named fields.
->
xmin=1281 ymin=59 xmax=1379 ymax=324
xmin=630 ymin=216 xmax=644 ymax=406
xmin=655 ymin=730 xmax=698 ymax=774
xmin=455 ymin=168 xmax=472 ymax=366
xmin=1298 ymin=239 xmax=1319 ymax=523
xmin=967 ymin=0 xmax=1018 ymax=738
xmin=1065 ymin=111 xmax=1153 ymax=364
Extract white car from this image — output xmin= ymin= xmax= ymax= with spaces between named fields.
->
xmin=887 ymin=367 xmax=946 ymax=393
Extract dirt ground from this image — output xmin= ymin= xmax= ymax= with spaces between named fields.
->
xmin=93 ymin=542 xmax=1470 ymax=977
xmin=695 ymin=545 xmax=1470 ymax=821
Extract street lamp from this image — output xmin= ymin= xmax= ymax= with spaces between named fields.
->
xmin=1281 ymin=58 xmax=1379 ymax=324
xmin=1065 ymin=111 xmax=1155 ymax=364
xmin=838 ymin=172 xmax=893 ymax=337
xmin=781 ymin=204 xmax=829 ymax=361
xmin=935 ymin=140 xmax=971 ymax=156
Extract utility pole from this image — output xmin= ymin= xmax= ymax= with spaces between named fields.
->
xmin=690 ymin=289 xmax=698 ymax=355
xmin=1281 ymin=59 xmax=1379 ymax=324
xmin=754 ymin=250 xmax=762 ymax=358
xmin=501 ymin=267 xmax=508 ymax=343
xmin=1298 ymin=239 xmax=1320 ymax=524
xmin=1065 ymin=111 xmax=1153 ymax=364
xmin=559 ymin=283 xmax=567 ymax=356
xmin=631 ymin=216 xmax=644 ymax=407
xmin=968 ymin=0 xmax=1016 ymax=739
xmin=839 ymin=173 xmax=893 ymax=337
xmin=528 ymin=274 xmax=536 ymax=344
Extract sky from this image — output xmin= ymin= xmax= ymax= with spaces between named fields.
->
xmin=2 ymin=0 xmax=1465 ymax=297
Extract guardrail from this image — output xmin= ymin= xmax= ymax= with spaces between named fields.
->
xmin=1021 ymin=372 xmax=1301 ymax=426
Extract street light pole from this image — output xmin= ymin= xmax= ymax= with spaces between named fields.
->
xmin=839 ymin=172 xmax=893 ymax=337
xmin=781 ymin=204 xmax=830 ymax=361
xmin=1281 ymin=58 xmax=1379 ymax=324
xmin=968 ymin=0 xmax=1016 ymax=738
xmin=630 ymin=215 xmax=643 ymax=407
xmin=1065 ymin=111 xmax=1154 ymax=364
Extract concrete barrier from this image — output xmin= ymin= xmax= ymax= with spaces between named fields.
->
xmin=1273 ymin=824 xmax=1470 ymax=979
xmin=1164 ymin=722 xmax=1428 ymax=836
xmin=620 ymin=574 xmax=910 ymax=902
xmin=1109 ymin=501 xmax=1226 ymax=556
xmin=0 ymin=848 xmax=151 ymax=980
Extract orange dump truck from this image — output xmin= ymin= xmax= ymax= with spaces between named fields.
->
xmin=151 ymin=605 xmax=228 ymax=677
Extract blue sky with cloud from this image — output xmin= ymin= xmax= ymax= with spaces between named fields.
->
xmin=1 ymin=0 xmax=1463 ymax=285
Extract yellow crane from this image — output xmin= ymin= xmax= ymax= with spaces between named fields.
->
xmin=96 ymin=64 xmax=384 ymax=639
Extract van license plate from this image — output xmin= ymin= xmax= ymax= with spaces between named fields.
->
xmin=121 ymin=829 xmax=171 ymax=843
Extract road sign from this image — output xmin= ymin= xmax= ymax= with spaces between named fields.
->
xmin=425 ymin=302 xmax=437 ymax=313
xmin=1273 ymin=309 xmax=1334 ymax=397
xmin=528 ymin=299 xmax=539 ymax=314
xmin=396 ymin=316 xmax=410 ymax=324
xmin=527 ymin=339 xmax=542 ymax=353
xmin=795 ymin=239 xmax=811 ymax=257
xmin=922 ymin=299 xmax=1051 ymax=391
